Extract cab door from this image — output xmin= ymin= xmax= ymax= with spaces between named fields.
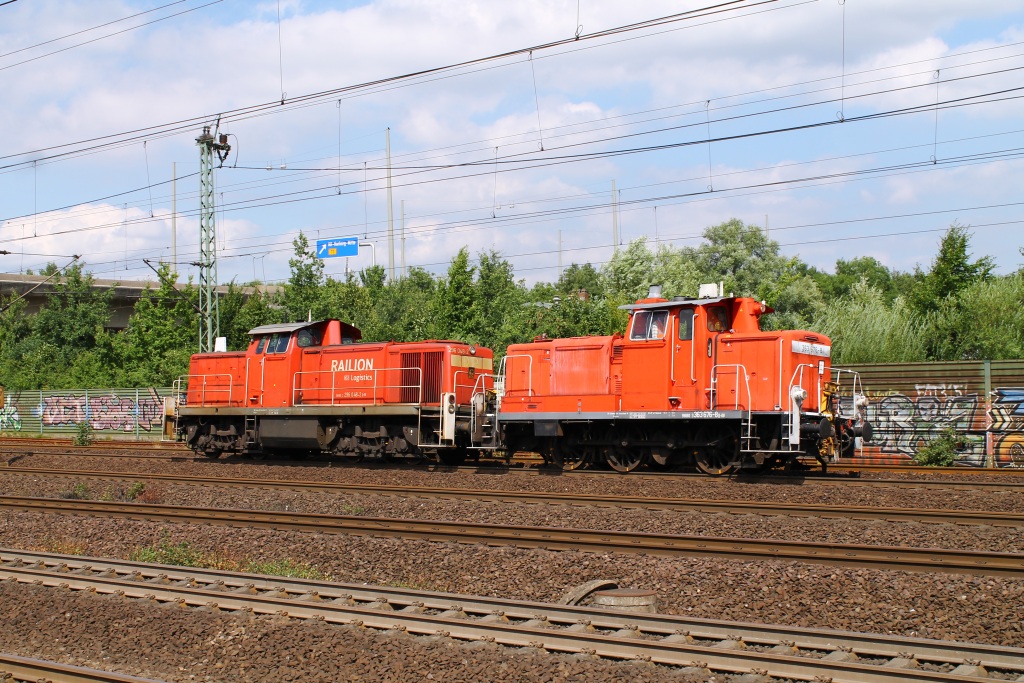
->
xmin=619 ymin=309 xmax=671 ymax=411
xmin=246 ymin=336 xmax=267 ymax=406
xmin=261 ymin=332 xmax=294 ymax=407
xmin=670 ymin=307 xmax=701 ymax=408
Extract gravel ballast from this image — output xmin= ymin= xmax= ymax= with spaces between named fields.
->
xmin=3 ymin=453 xmax=1023 ymax=680
xmin=0 ymin=475 xmax=1021 ymax=553
xmin=9 ymin=453 xmax=1024 ymax=512
xmin=1 ymin=510 xmax=1021 ymax=648
xmin=0 ymin=581 xmax=713 ymax=683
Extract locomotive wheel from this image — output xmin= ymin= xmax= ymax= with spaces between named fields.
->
xmin=563 ymin=447 xmax=593 ymax=471
xmin=606 ymin=446 xmax=646 ymax=473
xmin=694 ymin=448 xmax=734 ymax=476
xmin=694 ymin=429 xmax=738 ymax=476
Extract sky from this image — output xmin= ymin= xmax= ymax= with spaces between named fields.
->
xmin=1 ymin=0 xmax=1023 ymax=289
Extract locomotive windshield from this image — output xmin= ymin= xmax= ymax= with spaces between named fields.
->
xmin=707 ymin=306 xmax=729 ymax=332
xmin=630 ymin=310 xmax=669 ymax=341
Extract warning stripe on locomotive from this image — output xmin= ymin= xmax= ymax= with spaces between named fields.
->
xmin=450 ymin=355 xmax=493 ymax=370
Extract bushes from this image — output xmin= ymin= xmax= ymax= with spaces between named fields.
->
xmin=913 ymin=428 xmax=966 ymax=467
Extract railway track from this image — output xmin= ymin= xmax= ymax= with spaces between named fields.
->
xmin=5 ymin=439 xmax=1024 ymax=475
xmin=3 ymin=495 xmax=1023 ymax=577
xmin=3 ymin=548 xmax=1021 ymax=683
xmin=0 ymin=652 xmax=167 ymax=683
xmin=2 ymin=467 xmax=1022 ymax=528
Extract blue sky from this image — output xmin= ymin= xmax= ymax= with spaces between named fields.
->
xmin=1 ymin=0 xmax=1023 ymax=287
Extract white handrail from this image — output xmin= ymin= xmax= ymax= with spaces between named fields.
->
xmin=174 ymin=374 xmax=235 ymax=407
xmin=787 ymin=363 xmax=818 ymax=412
xmin=498 ymin=354 xmax=534 ymax=396
xmin=709 ymin=363 xmax=752 ymax=411
xmin=291 ymin=366 xmax=423 ymax=407
xmin=829 ymin=367 xmax=865 ymax=420
xmin=453 ymin=369 xmax=495 ymax=398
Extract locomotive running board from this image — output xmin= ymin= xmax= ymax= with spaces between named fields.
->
xmin=497 ymin=410 xmax=745 ymax=422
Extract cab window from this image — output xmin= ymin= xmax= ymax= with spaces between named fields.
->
xmin=707 ymin=306 xmax=729 ymax=332
xmin=294 ymin=327 xmax=313 ymax=348
xmin=678 ymin=308 xmax=694 ymax=341
xmin=630 ymin=310 xmax=668 ymax=341
xmin=266 ymin=333 xmax=290 ymax=354
xmin=255 ymin=336 xmax=267 ymax=354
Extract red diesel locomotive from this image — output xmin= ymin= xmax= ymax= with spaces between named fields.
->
xmin=175 ymin=286 xmax=870 ymax=474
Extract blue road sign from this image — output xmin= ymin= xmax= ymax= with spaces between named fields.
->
xmin=315 ymin=237 xmax=359 ymax=259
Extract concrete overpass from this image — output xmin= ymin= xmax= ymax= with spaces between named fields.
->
xmin=0 ymin=273 xmax=281 ymax=330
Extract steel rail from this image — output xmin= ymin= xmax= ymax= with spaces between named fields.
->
xmin=3 ymin=496 xmax=1023 ymax=577
xmin=2 ymin=549 xmax=1021 ymax=683
xmin=6 ymin=450 xmax=1024 ymax=493
xmin=3 ymin=467 xmax=1022 ymax=527
xmin=5 ymin=439 xmax=1024 ymax=475
xmin=0 ymin=652 xmax=169 ymax=683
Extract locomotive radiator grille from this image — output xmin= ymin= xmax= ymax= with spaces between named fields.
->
xmin=401 ymin=352 xmax=443 ymax=404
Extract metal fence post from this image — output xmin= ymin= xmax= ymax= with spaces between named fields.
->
xmin=984 ymin=359 xmax=994 ymax=468
xmin=135 ymin=388 xmax=140 ymax=439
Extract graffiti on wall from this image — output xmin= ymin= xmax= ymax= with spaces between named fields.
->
xmin=35 ymin=388 xmax=166 ymax=432
xmin=862 ymin=383 xmax=988 ymax=465
xmin=0 ymin=395 xmax=21 ymax=431
xmin=991 ymin=388 xmax=1024 ymax=466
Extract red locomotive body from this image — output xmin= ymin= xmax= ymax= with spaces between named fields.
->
xmin=177 ymin=320 xmax=495 ymax=460
xmin=175 ymin=287 xmax=869 ymax=474
xmin=497 ymin=290 xmax=865 ymax=473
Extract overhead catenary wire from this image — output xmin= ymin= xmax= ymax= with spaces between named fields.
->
xmin=6 ymin=101 xmax=1024 ymax=258
xmin=0 ymin=0 xmax=225 ymax=73
xmin=28 ymin=142 xmax=1024 ymax=277
xmin=0 ymin=0 xmax=193 ymax=59
xmin=5 ymin=33 xmax=1023 ymax=217
xmin=0 ymin=0 xmax=787 ymax=171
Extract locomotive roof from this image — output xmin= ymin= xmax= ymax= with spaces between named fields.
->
xmin=618 ymin=296 xmax=729 ymax=311
xmin=247 ymin=321 xmax=321 ymax=335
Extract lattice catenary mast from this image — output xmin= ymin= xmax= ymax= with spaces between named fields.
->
xmin=195 ymin=126 xmax=231 ymax=353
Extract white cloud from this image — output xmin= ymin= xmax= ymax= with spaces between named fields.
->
xmin=2 ymin=0 xmax=1023 ymax=286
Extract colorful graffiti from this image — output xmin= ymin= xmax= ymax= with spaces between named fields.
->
xmin=0 ymin=395 xmax=21 ymax=431
xmin=991 ymin=388 xmax=1024 ymax=467
xmin=0 ymin=387 xmax=171 ymax=437
xmin=37 ymin=388 xmax=165 ymax=432
xmin=863 ymin=384 xmax=985 ymax=459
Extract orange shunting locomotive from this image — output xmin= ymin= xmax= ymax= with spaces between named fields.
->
xmin=175 ymin=285 xmax=870 ymax=474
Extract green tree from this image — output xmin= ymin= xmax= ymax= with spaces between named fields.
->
xmin=282 ymin=232 xmax=326 ymax=322
xmin=691 ymin=218 xmax=793 ymax=302
xmin=812 ymin=281 xmax=929 ymax=364
xmin=110 ymin=264 xmax=199 ymax=386
xmin=531 ymin=295 xmax=625 ymax=340
xmin=912 ymin=224 xmax=994 ymax=313
xmin=601 ymin=239 xmax=655 ymax=302
xmin=433 ymin=248 xmax=476 ymax=341
xmin=925 ymin=274 xmax=1024 ymax=360
xmin=556 ymin=263 xmax=604 ymax=298
xmin=470 ymin=250 xmax=528 ymax=352
xmin=0 ymin=264 xmax=119 ymax=389
xmin=817 ymin=256 xmax=897 ymax=301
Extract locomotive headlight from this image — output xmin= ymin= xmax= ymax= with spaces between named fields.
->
xmin=790 ymin=386 xmax=808 ymax=407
